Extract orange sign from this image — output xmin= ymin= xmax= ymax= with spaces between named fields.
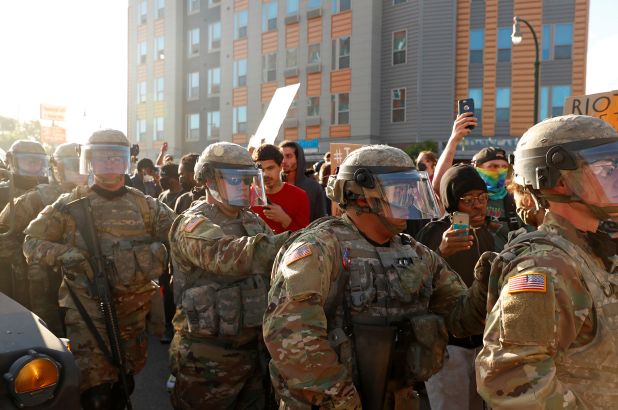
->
xmin=563 ymin=90 xmax=618 ymax=131
xmin=40 ymin=104 xmax=66 ymax=122
xmin=40 ymin=126 xmax=67 ymax=145
xmin=329 ymin=143 xmax=365 ymax=175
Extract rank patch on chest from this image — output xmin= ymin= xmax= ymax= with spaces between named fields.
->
xmin=285 ymin=244 xmax=313 ymax=266
xmin=184 ymin=216 xmax=204 ymax=233
xmin=508 ymin=272 xmax=546 ymax=294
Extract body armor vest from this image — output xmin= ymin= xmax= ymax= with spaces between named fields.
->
xmin=175 ymin=202 xmax=270 ymax=344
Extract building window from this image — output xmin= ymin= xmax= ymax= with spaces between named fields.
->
xmin=262 ymin=0 xmax=277 ymax=32
xmin=307 ymin=97 xmax=320 ymax=117
xmin=391 ymin=88 xmax=406 ymax=122
xmin=331 ymin=93 xmax=349 ymax=125
xmin=154 ymin=117 xmax=165 ymax=141
xmin=468 ymin=88 xmax=483 ymax=129
xmin=188 ymin=28 xmax=200 ymax=57
xmin=262 ymin=53 xmax=277 ymax=82
xmin=392 ymin=30 xmax=407 ymax=65
xmin=154 ymin=36 xmax=165 ymax=61
xmin=155 ymin=0 xmax=165 ymax=19
xmin=286 ymin=0 xmax=299 ymax=15
xmin=542 ymin=23 xmax=573 ymax=61
xmin=308 ymin=0 xmax=321 ymax=9
xmin=138 ymin=0 xmax=147 ymax=24
xmin=136 ymin=119 xmax=146 ymax=142
xmin=188 ymin=72 xmax=199 ymax=100
xmin=332 ymin=0 xmax=351 ymax=14
xmin=155 ymin=77 xmax=164 ymax=101
xmin=234 ymin=59 xmax=247 ymax=87
xmin=470 ymin=29 xmax=484 ymax=63
xmin=331 ymin=36 xmax=350 ymax=70
xmin=497 ymin=27 xmax=511 ymax=62
xmin=207 ymin=111 xmax=220 ymax=138
xmin=187 ymin=113 xmax=200 ymax=141
xmin=540 ymin=85 xmax=571 ymax=119
xmin=209 ymin=0 xmax=221 ymax=7
xmin=308 ymin=44 xmax=321 ymax=64
xmin=208 ymin=67 xmax=220 ymax=95
xmin=187 ymin=0 xmax=199 ymax=15
xmin=137 ymin=81 xmax=147 ymax=104
xmin=209 ymin=22 xmax=221 ymax=52
xmin=234 ymin=10 xmax=248 ymax=39
xmin=496 ymin=87 xmax=511 ymax=122
xmin=233 ymin=106 xmax=248 ymax=134
xmin=138 ymin=41 xmax=147 ymax=64
xmin=393 ymin=0 xmax=407 ymax=4
xmin=286 ymin=48 xmax=298 ymax=68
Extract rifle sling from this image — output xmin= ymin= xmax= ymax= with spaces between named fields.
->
xmin=64 ymin=279 xmax=116 ymax=367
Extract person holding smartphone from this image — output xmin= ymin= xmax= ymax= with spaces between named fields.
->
xmin=416 ymin=164 xmax=496 ymax=410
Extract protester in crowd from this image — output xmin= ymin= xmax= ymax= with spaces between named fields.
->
xmin=156 ymin=141 xmax=174 ymax=167
xmin=416 ymin=150 xmax=438 ymax=181
xmin=174 ymin=153 xmax=203 ymax=214
xmin=158 ymin=163 xmax=184 ymax=210
xmin=251 ymin=144 xmax=310 ymax=233
xmin=312 ymin=151 xmax=331 ymax=179
xmin=508 ymin=181 xmax=547 ymax=228
xmin=279 ymin=140 xmax=327 ymax=221
xmin=131 ymin=157 xmax=162 ymax=198
xmin=416 ymin=164 xmax=496 ymax=410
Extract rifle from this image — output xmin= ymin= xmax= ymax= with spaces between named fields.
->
xmin=64 ymin=197 xmax=133 ymax=409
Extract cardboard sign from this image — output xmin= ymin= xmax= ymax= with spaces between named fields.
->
xmin=40 ymin=104 xmax=66 ymax=122
xmin=40 ymin=126 xmax=67 ymax=144
xmin=563 ymin=90 xmax=618 ymax=131
xmin=248 ymin=83 xmax=300 ymax=150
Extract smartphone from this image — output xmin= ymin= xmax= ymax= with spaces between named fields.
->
xmin=458 ymin=98 xmax=475 ymax=130
xmin=452 ymin=212 xmax=470 ymax=236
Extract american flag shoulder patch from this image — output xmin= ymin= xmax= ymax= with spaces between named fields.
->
xmin=285 ymin=244 xmax=313 ymax=266
xmin=184 ymin=216 xmax=205 ymax=233
xmin=508 ymin=272 xmax=547 ymax=294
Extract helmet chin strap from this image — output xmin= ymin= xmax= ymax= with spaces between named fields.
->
xmin=539 ymin=192 xmax=618 ymax=232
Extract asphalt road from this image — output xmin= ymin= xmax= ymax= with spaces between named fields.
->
xmin=133 ymin=335 xmax=173 ymax=410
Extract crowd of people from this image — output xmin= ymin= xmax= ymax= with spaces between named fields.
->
xmin=0 ymin=112 xmax=617 ymax=410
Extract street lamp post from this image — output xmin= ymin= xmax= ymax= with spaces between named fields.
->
xmin=512 ymin=16 xmax=540 ymax=124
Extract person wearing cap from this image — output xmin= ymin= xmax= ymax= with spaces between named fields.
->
xmin=416 ymin=164 xmax=496 ymax=410
xmin=471 ymin=147 xmax=521 ymax=249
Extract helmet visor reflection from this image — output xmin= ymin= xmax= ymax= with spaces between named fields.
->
xmin=362 ymin=170 xmax=441 ymax=220
xmin=80 ymin=145 xmax=130 ymax=175
xmin=572 ymin=142 xmax=618 ymax=206
xmin=212 ymin=168 xmax=267 ymax=207
xmin=15 ymin=153 xmax=49 ymax=177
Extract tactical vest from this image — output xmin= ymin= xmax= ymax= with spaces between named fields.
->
xmin=60 ymin=187 xmax=166 ymax=295
xmin=317 ymin=218 xmax=448 ymax=386
xmin=176 ymin=203 xmax=270 ymax=342
xmin=494 ymin=231 xmax=618 ymax=408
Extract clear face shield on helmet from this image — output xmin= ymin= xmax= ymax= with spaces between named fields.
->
xmin=209 ymin=166 xmax=268 ymax=208
xmin=79 ymin=144 xmax=130 ymax=176
xmin=56 ymin=157 xmax=87 ymax=185
xmin=563 ymin=141 xmax=618 ymax=215
xmin=360 ymin=169 xmax=441 ymax=220
xmin=13 ymin=153 xmax=50 ymax=177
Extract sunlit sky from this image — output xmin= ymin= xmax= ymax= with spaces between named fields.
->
xmin=0 ymin=0 xmax=616 ymax=144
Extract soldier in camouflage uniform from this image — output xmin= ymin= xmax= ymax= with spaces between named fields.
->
xmin=263 ymin=145 xmax=491 ymax=410
xmin=0 ymin=139 xmax=50 ymax=305
xmin=168 ymin=142 xmax=290 ymax=409
xmin=476 ymin=115 xmax=618 ymax=408
xmin=23 ymin=129 xmax=176 ymax=409
xmin=0 ymin=143 xmax=86 ymax=335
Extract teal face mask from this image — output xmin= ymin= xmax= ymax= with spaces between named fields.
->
xmin=476 ymin=167 xmax=508 ymax=201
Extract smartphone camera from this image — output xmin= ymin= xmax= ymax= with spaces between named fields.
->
xmin=458 ymin=98 xmax=475 ymax=130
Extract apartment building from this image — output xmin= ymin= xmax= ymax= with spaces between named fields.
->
xmin=127 ymin=0 xmax=588 ymax=159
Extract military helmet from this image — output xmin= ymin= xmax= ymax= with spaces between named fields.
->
xmin=195 ymin=142 xmax=266 ymax=208
xmin=53 ymin=142 xmax=80 ymax=160
xmin=327 ymin=145 xmax=440 ymax=220
xmin=6 ymin=139 xmax=49 ymax=177
xmin=513 ymin=115 xmax=618 ymax=190
xmin=51 ymin=142 xmax=84 ymax=185
xmin=80 ymin=129 xmax=130 ymax=176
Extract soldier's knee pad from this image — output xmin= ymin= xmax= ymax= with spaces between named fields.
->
xmin=81 ymin=384 xmax=113 ymax=410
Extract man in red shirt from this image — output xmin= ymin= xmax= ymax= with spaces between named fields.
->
xmin=251 ymin=144 xmax=310 ymax=233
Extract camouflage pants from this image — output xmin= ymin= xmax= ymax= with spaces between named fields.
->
xmin=64 ymin=304 xmax=150 ymax=391
xmin=169 ymin=334 xmax=265 ymax=410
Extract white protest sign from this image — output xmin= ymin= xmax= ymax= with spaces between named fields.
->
xmin=248 ymin=83 xmax=300 ymax=150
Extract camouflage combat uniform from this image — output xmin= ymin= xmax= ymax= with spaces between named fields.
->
xmin=264 ymin=215 xmax=488 ymax=409
xmin=23 ymin=185 xmax=176 ymax=391
xmin=0 ymin=182 xmax=75 ymax=334
xmin=476 ymin=211 xmax=618 ymax=408
xmin=169 ymin=199 xmax=289 ymax=409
